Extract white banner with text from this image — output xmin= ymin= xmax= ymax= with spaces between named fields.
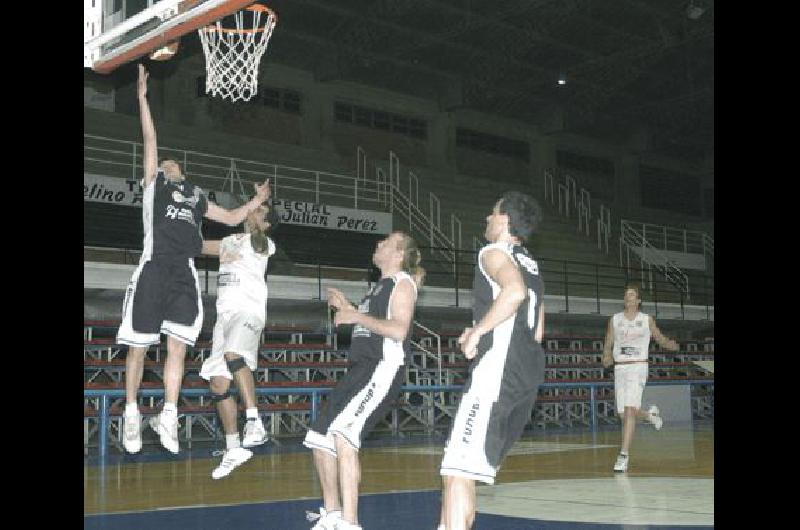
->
xmin=272 ymin=199 xmax=392 ymax=234
xmin=84 ymin=173 xmax=391 ymax=233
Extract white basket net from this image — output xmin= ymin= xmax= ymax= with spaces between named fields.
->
xmin=197 ymin=5 xmax=277 ymax=103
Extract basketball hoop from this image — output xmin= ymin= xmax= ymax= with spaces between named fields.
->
xmin=197 ymin=4 xmax=277 ymax=102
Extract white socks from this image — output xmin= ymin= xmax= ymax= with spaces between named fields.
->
xmin=226 ymin=434 xmax=241 ymax=450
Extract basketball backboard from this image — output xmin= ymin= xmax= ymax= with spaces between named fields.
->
xmin=84 ymin=0 xmax=255 ymax=74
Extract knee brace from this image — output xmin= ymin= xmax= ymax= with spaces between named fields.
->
xmin=226 ymin=356 xmax=248 ymax=375
xmin=210 ymin=389 xmax=233 ymax=403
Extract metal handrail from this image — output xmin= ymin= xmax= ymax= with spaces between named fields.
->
xmin=85 ymin=134 xmax=383 ymax=210
xmin=620 ymin=219 xmax=713 ymax=255
xmin=620 ymin=221 xmax=690 ymax=297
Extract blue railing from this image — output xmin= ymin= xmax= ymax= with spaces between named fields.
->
xmin=85 ymin=379 xmax=714 ymax=458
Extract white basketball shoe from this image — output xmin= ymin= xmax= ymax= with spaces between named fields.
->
xmin=149 ymin=411 xmax=179 ymax=454
xmin=335 ymin=520 xmax=363 ymax=530
xmin=211 ymin=447 xmax=253 ymax=479
xmin=613 ymin=453 xmax=629 ymax=472
xmin=242 ymin=418 xmax=269 ymax=448
xmin=122 ymin=409 xmax=142 ymax=454
xmin=306 ymin=507 xmax=342 ymax=530
xmin=647 ymin=405 xmax=663 ymax=430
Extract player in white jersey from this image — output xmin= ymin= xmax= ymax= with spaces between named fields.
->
xmin=602 ymin=284 xmax=680 ymax=472
xmin=119 ymin=65 xmax=271 ymax=455
xmin=198 ymin=199 xmax=279 ymax=479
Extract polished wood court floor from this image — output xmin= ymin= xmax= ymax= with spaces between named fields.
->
xmin=85 ymin=422 xmax=713 ymax=528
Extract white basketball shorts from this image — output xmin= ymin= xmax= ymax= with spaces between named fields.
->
xmin=199 ymin=309 xmax=264 ymax=380
xmin=614 ymin=363 xmax=649 ymax=414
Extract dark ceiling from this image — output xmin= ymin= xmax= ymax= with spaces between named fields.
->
xmin=260 ymin=0 xmax=713 ymax=166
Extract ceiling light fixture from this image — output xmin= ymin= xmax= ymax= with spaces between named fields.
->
xmin=686 ymin=1 xmax=705 ymax=20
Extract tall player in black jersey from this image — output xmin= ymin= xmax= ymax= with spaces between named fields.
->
xmin=303 ymin=232 xmax=424 ymax=530
xmin=438 ymin=192 xmax=544 ymax=530
xmin=117 ymin=65 xmax=271 ymax=455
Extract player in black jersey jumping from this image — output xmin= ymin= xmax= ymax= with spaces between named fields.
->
xmin=438 ymin=192 xmax=545 ymax=530
xmin=303 ymin=231 xmax=424 ymax=530
xmin=117 ymin=65 xmax=271 ymax=455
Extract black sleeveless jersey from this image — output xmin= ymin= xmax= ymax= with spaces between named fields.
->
xmin=472 ymin=242 xmax=545 ymax=363
xmin=350 ymin=272 xmax=416 ymax=364
xmin=142 ymin=170 xmax=209 ymax=260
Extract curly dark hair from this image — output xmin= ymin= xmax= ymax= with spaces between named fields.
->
xmin=497 ymin=191 xmax=542 ymax=242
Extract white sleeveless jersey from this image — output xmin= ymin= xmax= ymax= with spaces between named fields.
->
xmin=612 ymin=311 xmax=651 ymax=362
xmin=216 ymin=233 xmax=275 ymax=315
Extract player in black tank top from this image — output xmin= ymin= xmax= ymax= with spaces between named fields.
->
xmin=303 ymin=231 xmax=423 ymax=530
xmin=470 ymin=243 xmax=545 ymax=368
xmin=118 ymin=64 xmax=273 ymax=456
xmin=439 ymin=192 xmax=545 ymax=530
xmin=344 ymin=273 xmax=414 ymax=365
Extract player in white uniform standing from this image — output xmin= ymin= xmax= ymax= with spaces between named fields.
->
xmin=199 ymin=198 xmax=279 ymax=479
xmin=602 ymin=284 xmax=680 ymax=472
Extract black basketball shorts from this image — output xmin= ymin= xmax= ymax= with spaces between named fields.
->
xmin=303 ymin=356 xmax=405 ymax=455
xmin=440 ymin=329 xmax=545 ymax=484
xmin=117 ymin=257 xmax=203 ymax=347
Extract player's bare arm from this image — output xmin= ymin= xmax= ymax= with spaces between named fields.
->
xmin=205 ymin=180 xmax=271 ymax=226
xmin=334 ymin=279 xmax=416 ymax=342
xmin=459 ymin=249 xmax=527 ymax=359
xmin=137 ymin=64 xmax=157 ymax=187
xmin=200 ymin=240 xmax=239 ymax=262
xmin=201 ymin=240 xmax=221 ymax=256
xmin=602 ymin=317 xmax=615 ymax=367
xmin=649 ymin=316 xmax=680 ymax=351
xmin=535 ymin=304 xmax=545 ymax=344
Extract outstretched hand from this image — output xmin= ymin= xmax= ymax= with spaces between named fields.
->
xmin=253 ymin=180 xmax=271 ymax=204
xmin=326 ymin=288 xmax=354 ymax=312
xmin=137 ymin=64 xmax=149 ymax=98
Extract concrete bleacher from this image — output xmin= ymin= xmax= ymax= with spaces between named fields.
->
xmin=383 ymin=162 xmax=620 ymax=262
xmin=84 ymin=107 xmax=355 ymax=178
xmin=86 ymin=106 xmax=711 ymax=309
xmin=86 ymin=107 xmax=626 ymax=277
xmin=362 ymin=159 xmax=633 ymax=297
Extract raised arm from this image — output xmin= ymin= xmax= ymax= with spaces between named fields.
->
xmin=205 ymin=180 xmax=271 ymax=226
xmin=649 ymin=316 xmax=680 ymax=351
xmin=137 ymin=64 xmax=157 ymax=187
xmin=602 ymin=317 xmax=614 ymax=367
xmin=459 ymin=249 xmax=527 ymax=359
xmin=333 ymin=280 xmax=417 ymax=342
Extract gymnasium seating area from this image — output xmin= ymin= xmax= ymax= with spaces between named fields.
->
xmin=84 ymin=102 xmax=714 ymax=457
xmin=83 ymin=319 xmax=714 ymax=455
xmin=84 ymin=124 xmax=713 ymax=310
